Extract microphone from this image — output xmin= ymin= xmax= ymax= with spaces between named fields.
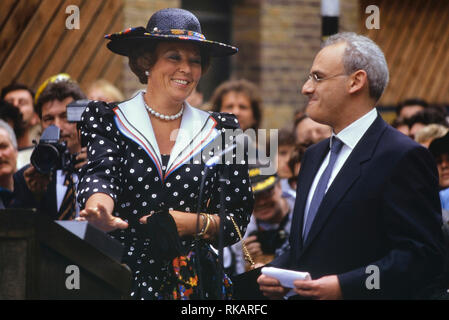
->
xmin=197 ymin=143 xmax=237 ymax=239
xmin=195 ymin=142 xmax=237 ymax=299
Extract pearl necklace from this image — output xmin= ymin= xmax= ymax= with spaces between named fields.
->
xmin=143 ymin=99 xmax=184 ymax=121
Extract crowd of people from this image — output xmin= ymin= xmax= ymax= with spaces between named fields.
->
xmin=1 ymin=7 xmax=448 ymax=300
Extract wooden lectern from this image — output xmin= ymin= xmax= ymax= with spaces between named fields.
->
xmin=0 ymin=209 xmax=132 ymax=299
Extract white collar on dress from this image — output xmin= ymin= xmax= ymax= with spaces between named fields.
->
xmin=113 ymin=91 xmax=220 ymax=181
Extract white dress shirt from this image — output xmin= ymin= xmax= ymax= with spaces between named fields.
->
xmin=303 ymin=108 xmax=378 ymax=226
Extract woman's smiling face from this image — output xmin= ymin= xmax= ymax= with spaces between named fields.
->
xmin=148 ymin=42 xmax=203 ymax=104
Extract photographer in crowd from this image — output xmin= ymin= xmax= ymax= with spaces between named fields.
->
xmin=11 ymin=75 xmax=87 ymax=220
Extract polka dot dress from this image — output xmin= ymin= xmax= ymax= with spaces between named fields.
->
xmin=77 ymin=100 xmax=254 ymax=300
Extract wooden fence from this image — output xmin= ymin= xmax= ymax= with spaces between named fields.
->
xmin=361 ymin=0 xmax=449 ymax=105
xmin=0 ymin=0 xmax=124 ymax=93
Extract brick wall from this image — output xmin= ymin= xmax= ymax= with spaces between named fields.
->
xmin=340 ymin=0 xmax=360 ymax=32
xmin=232 ymin=0 xmax=322 ymax=130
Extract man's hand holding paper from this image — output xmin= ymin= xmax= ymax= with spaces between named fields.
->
xmin=293 ymin=275 xmax=342 ymax=300
xmin=258 ymin=267 xmax=342 ymax=299
xmin=258 ymin=267 xmax=308 ymax=299
xmin=257 ymin=273 xmax=291 ymax=299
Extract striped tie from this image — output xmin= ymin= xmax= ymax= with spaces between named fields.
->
xmin=58 ymin=174 xmax=76 ymax=220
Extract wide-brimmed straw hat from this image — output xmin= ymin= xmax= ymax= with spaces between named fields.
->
xmin=105 ymin=8 xmax=238 ymax=57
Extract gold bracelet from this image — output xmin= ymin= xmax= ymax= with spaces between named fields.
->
xmin=197 ymin=213 xmax=210 ymax=238
xmin=198 ymin=213 xmax=207 ymax=234
xmin=210 ymin=215 xmax=218 ymax=235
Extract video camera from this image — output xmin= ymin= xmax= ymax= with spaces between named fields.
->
xmin=30 ymin=125 xmax=76 ymax=174
xmin=30 ymin=99 xmax=91 ymax=174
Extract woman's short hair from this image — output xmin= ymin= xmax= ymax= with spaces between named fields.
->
xmin=209 ymin=79 xmax=262 ymax=130
xmin=128 ymin=41 xmax=211 ymax=85
xmin=323 ymin=32 xmax=389 ymax=102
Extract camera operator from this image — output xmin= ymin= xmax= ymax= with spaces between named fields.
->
xmin=11 ymin=75 xmax=87 ymax=220
xmin=230 ymin=164 xmax=295 ymax=275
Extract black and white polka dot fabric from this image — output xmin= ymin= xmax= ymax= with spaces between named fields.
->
xmin=77 ymin=92 xmax=254 ymax=299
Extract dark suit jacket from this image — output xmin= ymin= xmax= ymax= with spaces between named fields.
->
xmin=271 ymin=114 xmax=447 ymax=299
xmin=11 ymin=165 xmax=59 ymax=219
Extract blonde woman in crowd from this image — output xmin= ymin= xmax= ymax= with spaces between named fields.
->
xmin=86 ymin=79 xmax=125 ymax=103
xmin=414 ymin=124 xmax=449 ymax=148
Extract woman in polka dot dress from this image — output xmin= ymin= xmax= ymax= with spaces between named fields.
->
xmin=76 ymin=8 xmax=254 ymax=299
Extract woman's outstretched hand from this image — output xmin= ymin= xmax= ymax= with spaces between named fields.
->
xmin=77 ymin=194 xmax=128 ymax=232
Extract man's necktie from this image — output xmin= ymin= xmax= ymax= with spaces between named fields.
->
xmin=303 ymin=137 xmax=344 ymax=242
xmin=58 ymin=173 xmax=76 ymax=220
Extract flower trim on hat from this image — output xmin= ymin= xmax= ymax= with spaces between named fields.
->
xmin=104 ymin=27 xmax=147 ymax=39
xmin=151 ymin=28 xmax=206 ymax=40
xmin=104 ymin=27 xmax=237 ymax=51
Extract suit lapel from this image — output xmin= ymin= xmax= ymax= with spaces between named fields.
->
xmin=291 ymin=139 xmax=330 ymax=255
xmin=299 ymin=114 xmax=388 ymax=255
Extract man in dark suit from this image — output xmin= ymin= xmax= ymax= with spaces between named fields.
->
xmin=257 ymin=32 xmax=447 ymax=299
xmin=12 ymin=76 xmax=87 ymax=220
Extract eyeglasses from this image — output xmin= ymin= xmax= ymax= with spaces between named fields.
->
xmin=307 ymin=72 xmax=347 ymax=83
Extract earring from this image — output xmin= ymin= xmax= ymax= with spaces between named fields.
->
xmin=145 ymin=70 xmax=150 ymax=77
